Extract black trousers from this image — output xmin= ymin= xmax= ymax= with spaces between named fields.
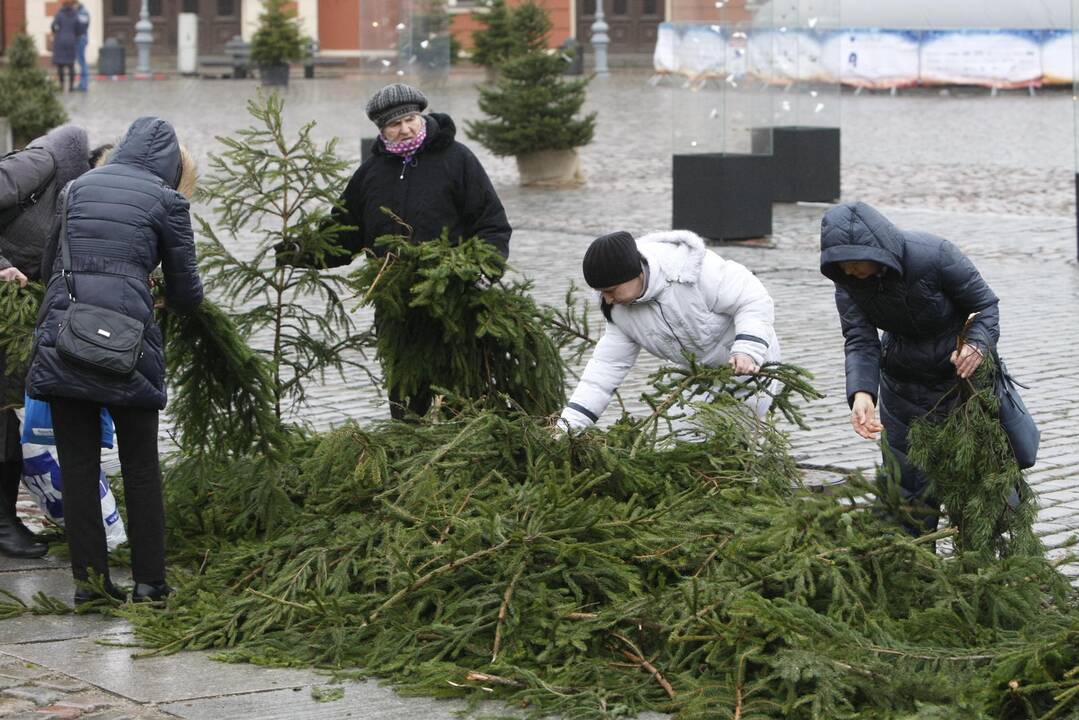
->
xmin=388 ymin=384 xmax=433 ymax=421
xmin=49 ymin=398 xmax=165 ymax=584
xmin=0 ymin=409 xmax=21 ymax=516
xmin=56 ymin=64 xmax=74 ymax=90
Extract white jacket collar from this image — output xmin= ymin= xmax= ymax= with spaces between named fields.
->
xmin=635 ymin=230 xmax=706 ymax=302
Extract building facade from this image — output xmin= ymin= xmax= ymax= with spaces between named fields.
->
xmin=2 ymin=0 xmax=669 ymax=65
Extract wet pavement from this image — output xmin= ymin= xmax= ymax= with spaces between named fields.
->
xmin=0 ymin=70 xmax=1075 ymax=718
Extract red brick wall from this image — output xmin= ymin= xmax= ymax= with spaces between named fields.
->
xmin=669 ymin=0 xmax=751 ymax=23
xmin=451 ymin=0 xmax=571 ymax=51
xmin=3 ymin=0 xmax=28 ymax=54
xmin=317 ymin=0 xmax=360 ymax=51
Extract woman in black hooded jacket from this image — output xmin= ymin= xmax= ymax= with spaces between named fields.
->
xmin=819 ymin=202 xmax=1000 ymax=534
xmin=283 ymin=82 xmax=512 ymax=420
xmin=28 ymin=116 xmax=203 ymax=604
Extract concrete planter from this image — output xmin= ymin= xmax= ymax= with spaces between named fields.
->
xmin=515 ymin=148 xmax=584 ymax=187
xmin=672 ymin=153 xmax=773 ymax=242
xmin=260 ymin=63 xmax=290 ymax=87
xmin=751 ymin=126 xmax=841 ymax=203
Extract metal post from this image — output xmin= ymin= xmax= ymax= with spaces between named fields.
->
xmin=134 ymin=0 xmax=153 ymax=76
xmin=590 ymin=0 xmax=609 ymax=75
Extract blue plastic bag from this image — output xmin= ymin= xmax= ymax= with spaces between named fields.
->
xmin=20 ymin=395 xmax=115 ymax=449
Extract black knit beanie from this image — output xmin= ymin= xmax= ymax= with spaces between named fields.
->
xmin=582 ymin=231 xmax=642 ymax=289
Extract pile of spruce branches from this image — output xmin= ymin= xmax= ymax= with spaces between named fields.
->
xmin=115 ymin=365 xmax=1077 ymax=720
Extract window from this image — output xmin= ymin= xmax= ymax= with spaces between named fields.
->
xmin=217 ymin=0 xmax=234 ymax=16
xmin=583 ymin=0 xmax=595 ymax=15
xmin=613 ymin=0 xmax=627 ymax=15
xmin=148 ymin=0 xmax=162 ymax=16
xmin=112 ymin=0 xmax=128 ymax=16
xmin=644 ymin=0 xmax=657 ymax=14
xmin=182 ymin=0 xmax=198 ymax=12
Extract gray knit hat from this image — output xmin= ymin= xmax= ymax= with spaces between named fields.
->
xmin=365 ymin=83 xmax=428 ymax=129
xmin=582 ymin=231 xmax=643 ymax=289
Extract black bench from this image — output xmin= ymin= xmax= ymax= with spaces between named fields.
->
xmin=303 ymin=55 xmax=348 ymax=78
xmin=199 ymin=36 xmax=252 ymax=79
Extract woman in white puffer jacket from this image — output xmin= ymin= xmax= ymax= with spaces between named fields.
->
xmin=559 ymin=229 xmax=781 ymax=430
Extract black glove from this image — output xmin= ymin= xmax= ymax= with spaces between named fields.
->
xmin=274 ymin=241 xmax=302 ymax=268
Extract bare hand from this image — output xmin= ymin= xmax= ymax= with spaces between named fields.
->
xmin=0 ymin=267 xmax=28 ymax=287
xmin=950 ymin=344 xmax=984 ymax=379
xmin=851 ymin=391 xmax=883 ymax=440
xmin=728 ymin=352 xmax=759 ymax=375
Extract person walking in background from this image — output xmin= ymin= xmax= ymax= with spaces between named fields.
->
xmin=27 ymin=117 xmax=203 ymax=604
xmin=280 ymin=82 xmax=512 ymax=420
xmin=558 ymin=229 xmax=781 ymax=432
xmin=819 ymin=201 xmax=999 ymax=535
xmin=0 ymin=125 xmax=103 ymax=558
xmin=74 ymin=1 xmax=90 ymax=92
xmin=50 ymin=0 xmax=83 ymax=92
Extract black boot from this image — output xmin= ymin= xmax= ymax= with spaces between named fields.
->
xmin=132 ymin=581 xmax=173 ymax=603
xmin=0 ymin=506 xmax=47 ymax=558
xmin=73 ymin=578 xmax=127 ymax=606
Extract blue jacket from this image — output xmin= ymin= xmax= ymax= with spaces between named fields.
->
xmin=28 ymin=117 xmax=203 ymax=410
xmin=819 ymin=202 xmax=999 ymax=409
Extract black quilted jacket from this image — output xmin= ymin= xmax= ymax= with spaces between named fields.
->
xmin=819 ymin=202 xmax=1000 ymax=407
xmin=322 ymin=113 xmax=511 ymax=265
xmin=27 ymin=117 xmax=203 ymax=410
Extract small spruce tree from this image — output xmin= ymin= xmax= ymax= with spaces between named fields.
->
xmin=249 ymin=0 xmax=307 ymax=67
xmin=467 ymin=50 xmax=595 ymax=157
xmin=194 ymin=93 xmax=368 ymax=419
xmin=509 ymin=0 xmax=552 ymax=55
xmin=470 ymin=0 xmax=516 ymax=69
xmin=0 ymin=34 xmax=68 ymax=147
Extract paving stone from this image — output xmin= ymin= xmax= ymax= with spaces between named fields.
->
xmin=0 ymin=633 xmax=324 ymax=705
xmin=0 ymin=695 xmax=37 ymax=715
xmin=35 ymin=706 xmax=86 ymax=720
xmin=2 ymin=685 xmax=64 ymax=705
xmin=35 ymin=676 xmax=92 ymax=693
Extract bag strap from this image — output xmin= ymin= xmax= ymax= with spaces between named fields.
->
xmin=58 ymin=187 xmax=77 ymax=302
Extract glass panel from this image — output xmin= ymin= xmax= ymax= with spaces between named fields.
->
xmin=112 ymin=0 xmax=128 ymax=16
xmin=181 ymin=0 xmax=198 ymax=13
xmin=763 ymin=0 xmax=841 ymax=130
xmin=613 ymin=0 xmax=627 ymax=16
xmin=358 ymin=0 xmax=450 ymax=83
xmin=663 ymin=0 xmax=778 ymax=156
xmin=217 ymin=0 xmax=234 ymax=16
xmin=584 ymin=0 xmax=596 ymax=16
xmin=643 ymin=0 xmax=657 ymax=16
xmin=148 ymin=0 xmax=162 ymax=16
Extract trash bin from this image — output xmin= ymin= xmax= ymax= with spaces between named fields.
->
xmin=98 ymin=38 xmax=125 ymax=77
xmin=304 ymin=39 xmax=318 ymax=79
xmin=177 ymin=13 xmax=198 ymax=75
xmin=560 ymin=38 xmax=583 ymax=75
xmin=224 ymin=35 xmax=251 ymax=79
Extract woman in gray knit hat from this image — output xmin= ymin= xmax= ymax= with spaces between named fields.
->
xmin=282 ymin=82 xmax=512 ymax=420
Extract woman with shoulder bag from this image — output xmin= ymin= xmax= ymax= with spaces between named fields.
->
xmin=27 ymin=117 xmax=203 ymax=604
xmin=819 ymin=201 xmax=1004 ymax=536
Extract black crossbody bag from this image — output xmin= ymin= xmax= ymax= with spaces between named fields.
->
xmin=54 ymin=190 xmax=146 ymax=378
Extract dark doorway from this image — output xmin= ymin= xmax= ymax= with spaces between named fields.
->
xmin=103 ymin=0 xmax=239 ymax=57
xmin=576 ymin=0 xmax=664 ymax=57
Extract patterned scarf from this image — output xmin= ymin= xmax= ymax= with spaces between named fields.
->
xmin=381 ymin=123 xmax=427 ymax=165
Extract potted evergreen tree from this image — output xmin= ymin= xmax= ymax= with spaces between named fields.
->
xmin=0 ymin=33 xmax=68 ymax=148
xmin=250 ymin=0 xmax=307 ymax=88
xmin=470 ymin=0 xmax=514 ymax=80
xmin=466 ymin=16 xmax=595 ymax=187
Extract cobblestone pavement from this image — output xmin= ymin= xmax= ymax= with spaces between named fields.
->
xmin=0 ymin=71 xmax=1075 ymax=718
